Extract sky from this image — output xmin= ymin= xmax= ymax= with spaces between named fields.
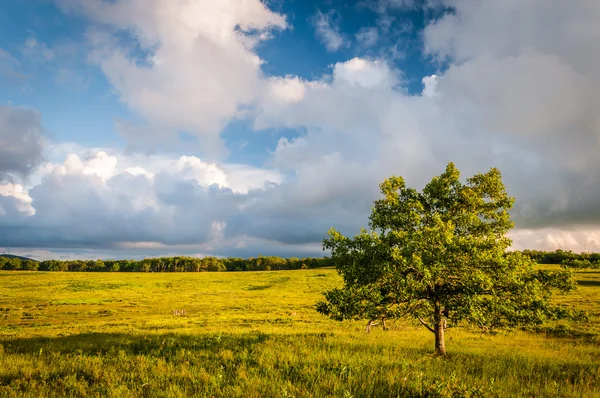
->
xmin=2 ymin=0 xmax=600 ymax=260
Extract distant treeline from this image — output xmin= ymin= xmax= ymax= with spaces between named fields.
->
xmin=520 ymin=249 xmax=600 ymax=269
xmin=1 ymin=249 xmax=599 ymax=272
xmin=0 ymin=255 xmax=332 ymax=272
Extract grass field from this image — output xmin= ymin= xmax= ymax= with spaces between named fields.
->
xmin=0 ymin=269 xmax=599 ymax=397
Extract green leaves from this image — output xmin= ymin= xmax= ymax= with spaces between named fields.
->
xmin=318 ymin=162 xmax=581 ymax=353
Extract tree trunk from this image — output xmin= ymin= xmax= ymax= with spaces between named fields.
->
xmin=365 ymin=319 xmax=378 ymax=333
xmin=434 ymin=308 xmax=446 ymax=356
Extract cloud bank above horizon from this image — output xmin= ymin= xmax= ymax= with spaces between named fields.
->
xmin=2 ymin=0 xmax=600 ymax=260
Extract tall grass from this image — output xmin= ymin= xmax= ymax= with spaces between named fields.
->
xmin=0 ymin=269 xmax=599 ymax=397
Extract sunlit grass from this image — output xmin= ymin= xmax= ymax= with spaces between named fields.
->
xmin=0 ymin=268 xmax=599 ymax=397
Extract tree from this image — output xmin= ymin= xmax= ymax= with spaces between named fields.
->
xmin=2 ymin=258 xmax=21 ymax=270
xmin=317 ymin=163 xmax=580 ymax=355
xmin=93 ymin=259 xmax=106 ymax=272
xmin=21 ymin=260 xmax=39 ymax=271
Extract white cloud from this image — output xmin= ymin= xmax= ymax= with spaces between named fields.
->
xmin=333 ymin=58 xmax=398 ymax=88
xmin=355 ymin=27 xmax=379 ymax=47
xmin=311 ymin=10 xmax=347 ymax=52
xmin=173 ymin=156 xmax=229 ymax=189
xmin=0 ymin=145 xmax=286 ymax=251
xmin=0 ymin=183 xmax=35 ymax=217
xmin=60 ymin=152 xmax=118 ymax=181
xmin=510 ymin=227 xmax=600 ymax=252
xmin=421 ymin=74 xmax=438 ymax=97
xmin=255 ymin=58 xmax=400 ymax=135
xmin=267 ymin=76 xmax=307 ymax=103
xmin=221 ymin=164 xmax=283 ymax=194
xmin=125 ymin=166 xmax=153 ymax=178
xmin=58 ymin=0 xmax=287 ymax=154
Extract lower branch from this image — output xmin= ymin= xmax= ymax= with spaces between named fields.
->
xmin=418 ymin=316 xmax=435 ymax=333
xmin=365 ymin=319 xmax=379 ymax=333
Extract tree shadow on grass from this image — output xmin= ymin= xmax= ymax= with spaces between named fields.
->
xmin=245 ymin=284 xmax=272 ymax=291
xmin=577 ymin=279 xmax=600 ymax=287
xmin=0 ymin=330 xmax=435 ymax=361
xmin=0 ymin=331 xmax=270 ymax=357
xmin=522 ymin=325 xmax=598 ymax=340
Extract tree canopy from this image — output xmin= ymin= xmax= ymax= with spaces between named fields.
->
xmin=317 ymin=162 xmax=581 ymax=355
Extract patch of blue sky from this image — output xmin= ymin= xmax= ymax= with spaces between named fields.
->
xmin=0 ymin=0 xmax=128 ymax=148
xmin=222 ymin=119 xmax=307 ymax=166
xmin=257 ymin=0 xmax=442 ymax=94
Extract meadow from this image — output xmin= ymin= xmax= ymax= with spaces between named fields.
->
xmin=0 ymin=268 xmax=599 ymax=397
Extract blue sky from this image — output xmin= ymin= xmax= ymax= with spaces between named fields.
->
xmin=2 ymin=0 xmax=600 ymax=260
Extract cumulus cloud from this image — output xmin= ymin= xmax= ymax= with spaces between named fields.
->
xmin=0 ymin=140 xmax=373 ymax=256
xmin=311 ymin=10 xmax=347 ymax=52
xmin=266 ymin=76 xmax=307 ymax=104
xmin=421 ymin=74 xmax=438 ymax=98
xmin=0 ymin=106 xmax=44 ymax=229
xmin=0 ymin=146 xmax=285 ymax=251
xmin=57 ymin=0 xmax=287 ymax=154
xmin=333 ymin=58 xmax=399 ymax=88
xmin=0 ymin=183 xmax=35 ymax=218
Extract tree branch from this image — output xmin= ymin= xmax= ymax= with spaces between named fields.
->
xmin=418 ymin=316 xmax=435 ymax=333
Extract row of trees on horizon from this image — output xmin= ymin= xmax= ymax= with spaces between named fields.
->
xmin=1 ymin=250 xmax=599 ymax=272
xmin=521 ymin=249 xmax=600 ymax=268
xmin=0 ymin=255 xmax=332 ymax=272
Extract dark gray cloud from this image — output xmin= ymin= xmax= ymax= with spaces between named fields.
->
xmin=0 ymin=106 xmax=44 ymax=181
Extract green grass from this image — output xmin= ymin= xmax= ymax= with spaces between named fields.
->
xmin=0 ymin=269 xmax=599 ymax=397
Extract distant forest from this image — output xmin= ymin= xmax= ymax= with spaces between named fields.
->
xmin=0 ymin=250 xmax=599 ymax=272
xmin=0 ymin=255 xmax=331 ymax=272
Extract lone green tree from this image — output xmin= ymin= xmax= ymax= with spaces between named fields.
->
xmin=317 ymin=163 xmax=579 ymax=355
